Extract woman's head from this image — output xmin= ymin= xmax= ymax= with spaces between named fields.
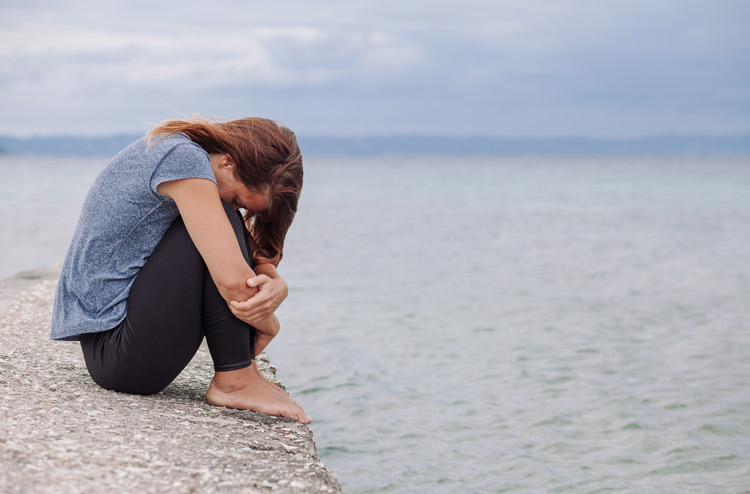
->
xmin=148 ymin=117 xmax=303 ymax=266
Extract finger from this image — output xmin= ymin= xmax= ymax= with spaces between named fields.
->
xmin=241 ymin=310 xmax=273 ymax=323
xmin=231 ymin=294 xmax=267 ymax=311
xmin=229 ymin=301 xmax=272 ymax=321
xmin=246 ymin=275 xmax=272 ymax=288
xmin=228 ymin=303 xmax=246 ymax=318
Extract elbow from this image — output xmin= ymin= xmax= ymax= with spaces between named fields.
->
xmin=215 ymin=276 xmax=258 ymax=303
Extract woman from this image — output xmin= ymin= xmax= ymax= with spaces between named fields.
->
xmin=50 ymin=117 xmax=310 ymax=424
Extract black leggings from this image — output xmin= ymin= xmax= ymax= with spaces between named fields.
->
xmin=80 ymin=202 xmax=256 ymax=395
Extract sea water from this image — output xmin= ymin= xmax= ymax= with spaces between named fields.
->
xmin=1 ymin=154 xmax=749 ymax=493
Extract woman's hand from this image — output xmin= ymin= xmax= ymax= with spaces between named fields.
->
xmin=228 ymin=274 xmax=288 ymax=325
xmin=228 ymin=278 xmax=284 ymax=355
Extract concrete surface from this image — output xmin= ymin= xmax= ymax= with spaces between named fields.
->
xmin=0 ymin=273 xmax=341 ymax=493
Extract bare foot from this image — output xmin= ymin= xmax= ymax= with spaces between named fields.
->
xmin=206 ymin=366 xmax=311 ymax=424
xmin=251 ymin=361 xmax=291 ymax=395
xmin=249 ymin=361 xmax=309 ymax=414
xmin=251 ymin=360 xmax=285 ymax=390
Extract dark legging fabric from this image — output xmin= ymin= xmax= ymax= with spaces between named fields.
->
xmin=80 ymin=202 xmax=256 ymax=395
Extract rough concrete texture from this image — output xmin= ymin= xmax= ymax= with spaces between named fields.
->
xmin=0 ymin=274 xmax=341 ymax=494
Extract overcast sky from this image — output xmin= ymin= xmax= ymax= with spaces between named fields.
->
xmin=1 ymin=0 xmax=748 ymax=137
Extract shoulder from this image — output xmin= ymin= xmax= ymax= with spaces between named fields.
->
xmin=147 ymin=133 xmax=208 ymax=161
xmin=106 ymin=134 xmax=203 ymax=171
xmin=148 ymin=135 xmax=215 ymax=192
xmin=155 ymin=135 xmax=211 ymax=172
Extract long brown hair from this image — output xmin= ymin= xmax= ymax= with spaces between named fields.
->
xmin=148 ymin=117 xmax=303 ymax=266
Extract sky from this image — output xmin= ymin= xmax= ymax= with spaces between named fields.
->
xmin=0 ymin=0 xmax=748 ymax=138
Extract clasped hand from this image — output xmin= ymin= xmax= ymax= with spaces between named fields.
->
xmin=227 ymin=274 xmax=288 ymax=325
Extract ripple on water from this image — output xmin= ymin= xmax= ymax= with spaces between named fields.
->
xmin=242 ymin=157 xmax=750 ymax=492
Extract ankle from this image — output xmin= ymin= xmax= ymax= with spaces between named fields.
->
xmin=211 ymin=366 xmax=255 ymax=392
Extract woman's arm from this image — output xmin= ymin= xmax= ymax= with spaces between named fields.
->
xmin=228 ymin=263 xmax=289 ymax=322
xmin=156 ymin=178 xmax=258 ymax=304
xmin=158 ymin=178 xmax=286 ymax=353
xmin=251 ymin=314 xmax=280 ymax=356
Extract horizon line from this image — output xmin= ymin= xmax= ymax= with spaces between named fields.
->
xmin=1 ymin=133 xmax=748 ymax=158
xmin=1 ymin=132 xmax=749 ymax=140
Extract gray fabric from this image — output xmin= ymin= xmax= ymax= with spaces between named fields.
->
xmin=51 ymin=134 xmax=216 ymax=341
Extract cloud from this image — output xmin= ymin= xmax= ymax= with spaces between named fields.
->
xmin=0 ymin=0 xmax=748 ymax=136
xmin=0 ymin=4 xmax=426 ymax=91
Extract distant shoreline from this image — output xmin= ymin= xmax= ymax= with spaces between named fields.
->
xmin=1 ymin=133 xmax=749 ymax=157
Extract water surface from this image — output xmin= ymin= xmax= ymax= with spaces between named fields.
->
xmin=1 ymin=154 xmax=749 ymax=493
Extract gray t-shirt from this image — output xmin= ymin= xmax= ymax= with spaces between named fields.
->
xmin=50 ymin=134 xmax=216 ymax=341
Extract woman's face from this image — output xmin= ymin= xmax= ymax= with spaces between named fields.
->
xmin=211 ymin=154 xmax=269 ymax=212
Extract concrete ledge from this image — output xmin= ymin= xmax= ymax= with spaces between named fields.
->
xmin=0 ymin=277 xmax=341 ymax=493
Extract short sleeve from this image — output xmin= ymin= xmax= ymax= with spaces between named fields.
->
xmin=149 ymin=142 xmax=216 ymax=195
